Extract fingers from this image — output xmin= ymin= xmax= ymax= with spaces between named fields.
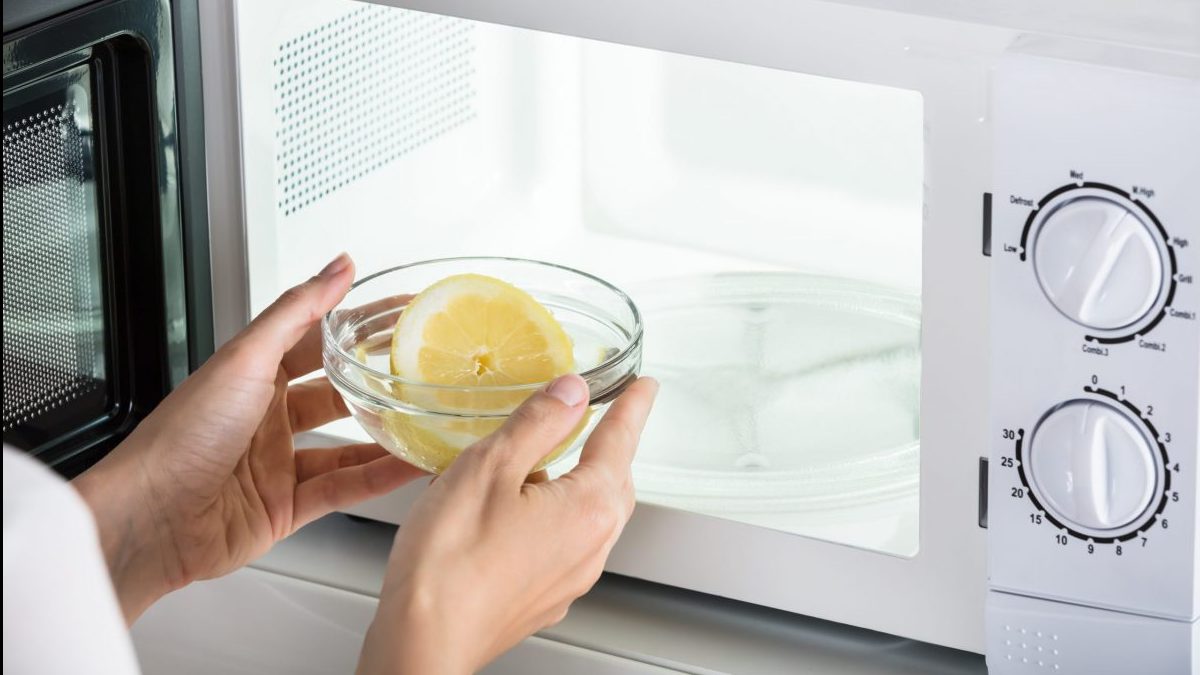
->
xmin=286 ymin=378 xmax=349 ymax=432
xmin=294 ymin=442 xmax=391 ymax=482
xmin=456 ymin=374 xmax=589 ymax=485
xmin=280 ymin=324 xmax=325 ymax=381
xmin=225 ymin=253 xmax=355 ymax=375
xmin=570 ymin=377 xmax=659 ymax=491
xmin=285 ymin=293 xmax=413 ymax=379
xmin=347 ymin=294 xmax=414 ymax=344
xmin=293 ymin=449 xmax=426 ymax=528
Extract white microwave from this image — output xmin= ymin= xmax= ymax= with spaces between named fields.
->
xmin=195 ymin=0 xmax=1200 ymax=671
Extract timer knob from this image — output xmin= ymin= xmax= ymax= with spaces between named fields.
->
xmin=1027 ymin=400 xmax=1159 ymax=535
xmin=1033 ymin=195 xmax=1165 ymax=330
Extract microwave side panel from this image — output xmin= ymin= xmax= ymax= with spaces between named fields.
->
xmin=989 ymin=44 xmax=1200 ymax=620
xmin=210 ymin=0 xmax=1010 ymax=652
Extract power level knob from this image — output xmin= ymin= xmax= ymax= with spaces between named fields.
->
xmin=1033 ymin=195 xmax=1165 ymax=330
xmin=1027 ymin=400 xmax=1159 ymax=535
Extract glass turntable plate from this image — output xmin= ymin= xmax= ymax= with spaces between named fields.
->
xmin=631 ymin=273 xmax=920 ymax=554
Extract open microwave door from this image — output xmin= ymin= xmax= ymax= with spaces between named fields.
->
xmin=3 ymin=0 xmax=211 ymax=476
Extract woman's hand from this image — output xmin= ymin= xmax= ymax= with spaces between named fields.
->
xmin=73 ymin=254 xmax=425 ymax=623
xmin=358 ymin=373 xmax=659 ymax=675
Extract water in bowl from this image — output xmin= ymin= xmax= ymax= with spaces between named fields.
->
xmin=346 ymin=297 xmax=621 ymax=474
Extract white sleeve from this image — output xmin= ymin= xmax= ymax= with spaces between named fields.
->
xmin=3 ymin=446 xmax=142 ymax=675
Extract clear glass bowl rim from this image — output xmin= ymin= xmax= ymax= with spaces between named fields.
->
xmin=322 ymin=256 xmax=644 ymax=394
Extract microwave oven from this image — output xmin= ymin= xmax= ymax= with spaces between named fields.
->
xmin=195 ymin=0 xmax=1199 ymax=669
xmin=5 ymin=0 xmax=1197 ymax=672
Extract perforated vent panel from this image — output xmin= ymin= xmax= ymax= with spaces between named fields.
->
xmin=274 ymin=5 xmax=476 ymax=215
xmin=2 ymin=103 xmax=106 ymax=431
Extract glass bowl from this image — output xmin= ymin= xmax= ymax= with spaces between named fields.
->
xmin=323 ymin=257 xmax=642 ymax=475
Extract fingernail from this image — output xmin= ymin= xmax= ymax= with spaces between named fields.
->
xmin=319 ymin=252 xmax=351 ymax=278
xmin=546 ymin=374 xmax=587 ymax=407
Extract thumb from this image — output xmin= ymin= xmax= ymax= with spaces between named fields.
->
xmin=459 ymin=374 xmax=589 ymax=484
xmin=228 ymin=253 xmax=355 ymax=365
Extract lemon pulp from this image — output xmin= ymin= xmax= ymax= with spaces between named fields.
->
xmin=391 ymin=273 xmax=574 ymax=392
xmin=380 ymin=273 xmax=587 ymax=473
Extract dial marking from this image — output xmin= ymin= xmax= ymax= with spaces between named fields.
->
xmin=1016 ymin=388 xmax=1174 ymax=545
xmin=1022 ymin=182 xmax=1176 ymax=342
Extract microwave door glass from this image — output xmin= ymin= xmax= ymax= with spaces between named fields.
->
xmin=234 ymin=0 xmax=923 ymax=556
xmin=3 ymin=67 xmax=109 ymax=453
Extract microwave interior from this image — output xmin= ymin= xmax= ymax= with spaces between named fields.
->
xmin=236 ymin=0 xmax=925 ymax=557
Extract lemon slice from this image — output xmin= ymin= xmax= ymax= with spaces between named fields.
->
xmin=390 ymin=274 xmax=574 ymax=405
xmin=381 ymin=273 xmax=587 ymax=473
xmin=383 ymin=414 xmax=504 ymax=474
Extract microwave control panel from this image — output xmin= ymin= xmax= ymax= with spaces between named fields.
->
xmin=988 ymin=43 xmax=1200 ymax=630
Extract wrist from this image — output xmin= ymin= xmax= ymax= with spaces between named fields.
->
xmin=73 ymin=457 xmax=177 ymax=624
xmin=359 ymin=586 xmax=478 ymax=675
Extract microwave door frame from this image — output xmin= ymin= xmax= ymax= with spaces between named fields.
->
xmin=201 ymin=0 xmax=1008 ymax=652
